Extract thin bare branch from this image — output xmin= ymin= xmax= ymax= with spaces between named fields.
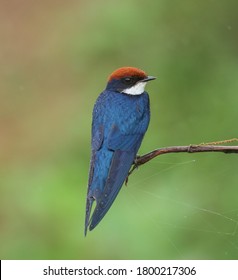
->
xmin=125 ymin=144 xmax=238 ymax=184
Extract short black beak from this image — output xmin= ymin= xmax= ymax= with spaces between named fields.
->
xmin=141 ymin=76 xmax=156 ymax=82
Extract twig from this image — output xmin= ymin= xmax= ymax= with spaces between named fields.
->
xmin=125 ymin=140 xmax=238 ymax=184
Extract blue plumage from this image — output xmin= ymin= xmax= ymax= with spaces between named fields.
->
xmin=85 ymin=67 xmax=155 ymax=235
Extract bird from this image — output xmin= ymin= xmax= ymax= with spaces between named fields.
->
xmin=85 ymin=66 xmax=156 ymax=235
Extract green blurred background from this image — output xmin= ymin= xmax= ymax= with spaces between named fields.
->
xmin=1 ymin=0 xmax=238 ymax=259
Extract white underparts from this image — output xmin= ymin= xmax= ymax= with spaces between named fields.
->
xmin=122 ymin=82 xmax=147 ymax=95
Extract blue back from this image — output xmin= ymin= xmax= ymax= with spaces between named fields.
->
xmin=85 ymin=89 xmax=150 ymax=233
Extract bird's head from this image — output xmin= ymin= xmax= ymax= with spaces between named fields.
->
xmin=106 ymin=67 xmax=156 ymax=95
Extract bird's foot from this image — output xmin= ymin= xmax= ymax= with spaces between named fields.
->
xmin=134 ymin=154 xmax=141 ymax=165
xmin=125 ymin=155 xmax=140 ymax=186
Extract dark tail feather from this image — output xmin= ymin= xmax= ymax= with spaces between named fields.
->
xmin=88 ymin=150 xmax=135 ymax=231
xmin=84 ymin=196 xmax=94 ymax=236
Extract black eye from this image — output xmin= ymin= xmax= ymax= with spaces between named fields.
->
xmin=123 ymin=77 xmax=133 ymax=85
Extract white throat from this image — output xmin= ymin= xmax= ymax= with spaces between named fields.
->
xmin=122 ymin=82 xmax=147 ymax=95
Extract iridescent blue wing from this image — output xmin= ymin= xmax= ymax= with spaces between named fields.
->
xmin=88 ymin=124 xmax=146 ymax=231
xmin=85 ymin=92 xmax=150 ymax=234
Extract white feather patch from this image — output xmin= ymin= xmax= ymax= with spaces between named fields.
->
xmin=122 ymin=82 xmax=147 ymax=95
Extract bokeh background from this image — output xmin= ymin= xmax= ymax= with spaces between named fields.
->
xmin=1 ymin=0 xmax=238 ymax=259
